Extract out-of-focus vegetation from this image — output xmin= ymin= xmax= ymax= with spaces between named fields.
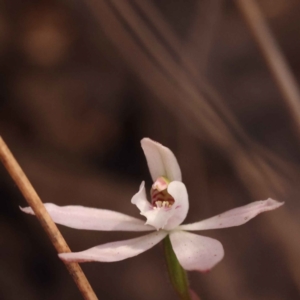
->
xmin=1 ymin=0 xmax=300 ymax=299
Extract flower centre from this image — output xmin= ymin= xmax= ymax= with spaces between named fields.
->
xmin=151 ymin=189 xmax=175 ymax=208
xmin=151 ymin=177 xmax=174 ymax=208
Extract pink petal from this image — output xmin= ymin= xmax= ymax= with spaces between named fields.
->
xmin=164 ymin=181 xmax=189 ymax=230
xmin=189 ymin=289 xmax=201 ymax=300
xmin=179 ymin=198 xmax=284 ymax=231
xmin=141 ymin=138 xmax=181 ymax=182
xmin=21 ymin=203 xmax=153 ymax=232
xmin=170 ymin=231 xmax=224 ymax=272
xmin=58 ymin=231 xmax=168 ymax=262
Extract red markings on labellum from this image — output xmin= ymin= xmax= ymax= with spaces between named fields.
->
xmin=151 ymin=188 xmax=175 ymax=207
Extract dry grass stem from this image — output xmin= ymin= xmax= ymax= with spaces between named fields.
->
xmin=113 ymin=0 xmax=295 ymax=183
xmin=183 ymin=0 xmax=222 ymax=72
xmin=236 ymin=0 xmax=300 ymax=137
xmin=0 ymin=136 xmax=98 ymax=300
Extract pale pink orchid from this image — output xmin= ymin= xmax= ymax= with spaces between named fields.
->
xmin=21 ymin=138 xmax=283 ymax=272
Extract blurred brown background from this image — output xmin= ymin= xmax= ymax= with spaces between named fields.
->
xmin=1 ymin=0 xmax=300 ymax=299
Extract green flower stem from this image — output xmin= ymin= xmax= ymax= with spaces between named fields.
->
xmin=163 ymin=235 xmax=191 ymax=300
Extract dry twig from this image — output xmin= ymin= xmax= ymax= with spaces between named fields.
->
xmin=0 ymin=136 xmax=98 ymax=300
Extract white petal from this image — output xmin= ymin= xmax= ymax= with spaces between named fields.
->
xmin=131 ymin=181 xmax=152 ymax=212
xmin=59 ymin=231 xmax=168 ymax=262
xmin=21 ymin=203 xmax=153 ymax=232
xmin=141 ymin=138 xmax=181 ymax=182
xmin=164 ymin=181 xmax=189 ymax=230
xmin=170 ymin=231 xmax=224 ymax=272
xmin=179 ymin=198 xmax=284 ymax=231
xmin=141 ymin=208 xmax=173 ymax=230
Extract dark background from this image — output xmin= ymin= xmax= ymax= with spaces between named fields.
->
xmin=1 ymin=0 xmax=300 ymax=299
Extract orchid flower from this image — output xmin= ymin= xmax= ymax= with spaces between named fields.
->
xmin=21 ymin=138 xmax=283 ymax=272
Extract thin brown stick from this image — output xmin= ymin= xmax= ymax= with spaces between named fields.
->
xmin=0 ymin=136 xmax=98 ymax=300
xmin=236 ymin=0 xmax=300 ymax=136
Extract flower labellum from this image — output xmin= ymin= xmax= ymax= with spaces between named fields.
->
xmin=21 ymin=138 xmax=284 ymax=272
